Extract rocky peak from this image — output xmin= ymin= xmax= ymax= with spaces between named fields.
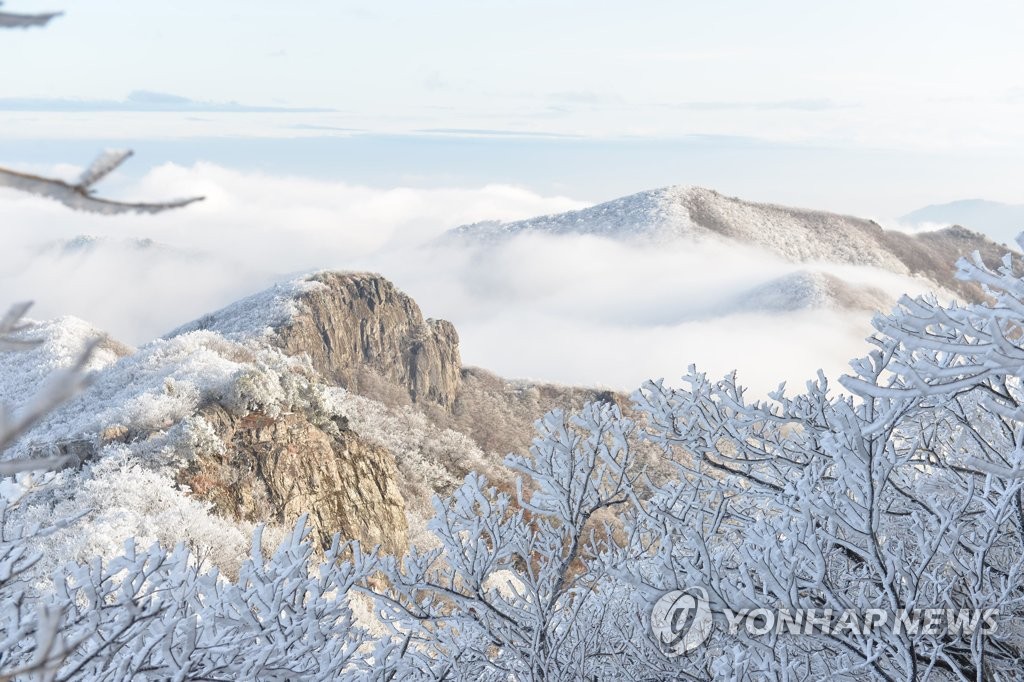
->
xmin=171 ymin=272 xmax=463 ymax=410
xmin=277 ymin=273 xmax=462 ymax=410
xmin=3 ymin=321 xmax=410 ymax=561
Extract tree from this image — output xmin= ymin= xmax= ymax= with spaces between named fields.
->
xmin=360 ymin=403 xmax=642 ymax=680
xmin=357 ymin=240 xmax=1024 ymax=681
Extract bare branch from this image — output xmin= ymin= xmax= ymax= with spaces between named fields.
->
xmin=0 ymin=2 xmax=61 ymax=28
xmin=0 ymin=151 xmax=204 ymax=215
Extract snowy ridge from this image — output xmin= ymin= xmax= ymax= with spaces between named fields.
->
xmin=166 ymin=275 xmax=327 ymax=341
xmin=445 ymin=184 xmax=1018 ymax=311
xmin=448 ymin=186 xmax=708 ymax=242
xmin=731 ymin=271 xmax=891 ymax=314
xmin=447 ymin=185 xmax=899 ymax=265
xmin=4 ymin=328 xmax=316 ymax=461
xmin=0 ymin=317 xmax=351 ymax=578
xmin=0 ymin=316 xmax=128 ymax=411
xmin=446 ymin=186 xmax=1005 ymax=293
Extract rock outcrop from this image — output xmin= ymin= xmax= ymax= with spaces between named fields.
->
xmin=277 ymin=273 xmax=462 ymax=410
xmin=179 ymin=403 xmax=407 ymax=554
xmin=5 ymin=322 xmax=411 ymax=559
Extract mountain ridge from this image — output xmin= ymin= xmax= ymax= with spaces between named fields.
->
xmin=0 ymin=271 xmax=619 ymax=573
xmin=446 ymin=185 xmax=1006 ymax=302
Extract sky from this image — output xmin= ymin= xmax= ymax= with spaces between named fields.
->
xmin=2 ymin=1 xmax=1023 ymax=392
xmin=3 ymin=0 xmax=1024 ymax=215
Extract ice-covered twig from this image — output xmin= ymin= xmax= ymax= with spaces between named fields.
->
xmin=0 ymin=150 xmax=204 ymax=215
xmin=0 ymin=2 xmax=61 ymax=28
xmin=0 ymin=303 xmax=97 ymax=459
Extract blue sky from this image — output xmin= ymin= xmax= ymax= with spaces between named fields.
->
xmin=3 ymin=0 xmax=1024 ymax=215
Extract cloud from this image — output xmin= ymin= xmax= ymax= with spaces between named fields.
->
xmin=0 ymin=164 xmax=587 ymax=344
xmin=0 ymin=163 xmax=943 ymax=394
xmin=0 ymin=91 xmax=332 ymax=113
xmin=366 ymin=234 xmax=939 ymax=393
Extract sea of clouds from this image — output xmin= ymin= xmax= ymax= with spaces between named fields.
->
xmin=0 ymin=162 xmax=944 ymax=394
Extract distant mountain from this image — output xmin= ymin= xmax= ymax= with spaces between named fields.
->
xmin=901 ymin=199 xmax=1024 ymax=247
xmin=37 ymin=234 xmax=199 ymax=258
xmin=447 ymin=185 xmax=1008 ymax=303
xmin=732 ymin=271 xmax=891 ymax=315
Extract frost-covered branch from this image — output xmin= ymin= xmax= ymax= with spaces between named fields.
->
xmin=0 ymin=302 xmax=96 ymax=462
xmin=0 ymin=2 xmax=60 ymax=28
xmin=0 ymin=150 xmax=204 ymax=215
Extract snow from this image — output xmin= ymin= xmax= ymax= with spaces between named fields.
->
xmin=448 ymin=185 xmax=706 ymax=242
xmin=0 ymin=315 xmax=124 ymax=411
xmin=448 ymin=185 xmax=911 ymax=272
xmin=6 ymin=330 xmax=251 ymax=458
xmin=730 ymin=271 xmax=890 ymax=314
xmin=166 ymin=275 xmax=327 ymax=341
xmin=0 ymin=317 xmax=335 ymax=579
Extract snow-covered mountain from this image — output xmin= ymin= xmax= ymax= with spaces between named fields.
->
xmin=0 ymin=272 xmax=611 ymax=578
xmin=447 ymin=185 xmax=1007 ymax=303
xmin=730 ymin=271 xmax=891 ymax=315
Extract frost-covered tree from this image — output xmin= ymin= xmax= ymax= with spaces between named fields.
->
xmin=360 ymin=241 xmax=1024 ymax=681
xmin=359 ymin=402 xmax=645 ymax=680
xmin=4 ymin=241 xmax=1024 ymax=678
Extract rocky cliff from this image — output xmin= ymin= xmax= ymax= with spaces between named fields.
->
xmin=172 ymin=272 xmax=463 ymax=411
xmin=277 ymin=273 xmax=462 ymax=410
xmin=3 ymin=271 xmax=614 ymax=574
xmin=3 ymin=324 xmax=409 ymax=562
xmin=179 ymin=402 xmax=407 ymax=554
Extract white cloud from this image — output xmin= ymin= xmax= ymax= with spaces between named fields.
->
xmin=0 ymin=163 xmax=945 ymax=394
xmin=0 ymin=163 xmax=587 ymax=343
xmin=367 ymin=233 xmax=943 ymax=393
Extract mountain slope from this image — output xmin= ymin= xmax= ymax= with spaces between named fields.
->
xmin=1 ymin=314 xmax=410 ymax=573
xmin=1 ymin=271 xmax=621 ymax=577
xmin=448 ymin=185 xmax=1007 ymax=301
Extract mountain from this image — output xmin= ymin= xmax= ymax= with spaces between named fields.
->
xmin=169 ymin=272 xmax=462 ymax=410
xmin=447 ymin=185 xmax=1008 ymax=303
xmin=4 ymin=187 xmax=1018 ymax=583
xmin=901 ymin=199 xmax=1024 ymax=247
xmin=731 ymin=271 xmax=891 ymax=314
xmin=38 ymin=235 xmax=189 ymax=257
xmin=0 ymin=272 xmax=615 ymax=577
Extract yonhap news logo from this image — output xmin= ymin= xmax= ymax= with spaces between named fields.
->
xmin=649 ymin=587 xmax=999 ymax=656
xmin=650 ymin=587 xmax=714 ymax=655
